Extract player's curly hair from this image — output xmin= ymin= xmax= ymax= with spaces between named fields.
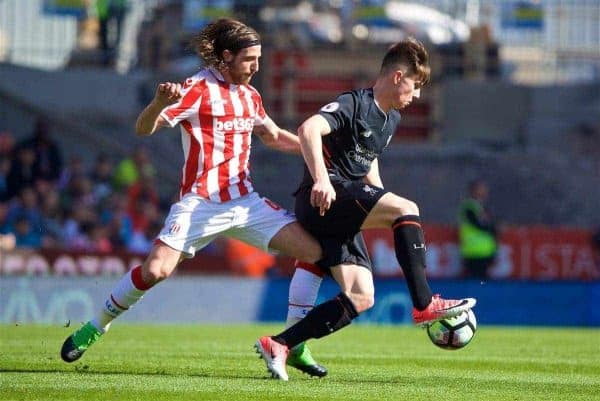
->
xmin=190 ymin=18 xmax=261 ymax=69
xmin=380 ymin=38 xmax=431 ymax=86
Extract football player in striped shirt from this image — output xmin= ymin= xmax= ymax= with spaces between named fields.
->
xmin=61 ymin=17 xmax=325 ymax=376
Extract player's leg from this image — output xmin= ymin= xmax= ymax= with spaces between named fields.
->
xmin=362 ymin=192 xmax=476 ymax=325
xmin=284 ymin=262 xmax=327 ymax=377
xmin=61 ymin=242 xmax=183 ymax=362
xmin=267 ymin=219 xmax=322 ymax=263
xmin=227 ymin=194 xmax=327 ymax=379
xmin=255 ymin=183 xmax=382 ymax=380
xmin=275 ymin=262 xmax=374 ymax=347
xmin=270 ymin=225 xmax=328 ymax=376
xmin=61 ymin=194 xmax=225 ymax=362
xmin=256 ymin=262 xmax=373 ymax=380
xmin=286 ymin=262 xmax=323 ymax=329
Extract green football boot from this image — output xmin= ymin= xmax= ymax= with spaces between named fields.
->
xmin=286 ymin=342 xmax=328 ymax=377
xmin=60 ymin=321 xmax=103 ymax=363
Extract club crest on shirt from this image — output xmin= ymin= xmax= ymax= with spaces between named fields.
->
xmin=362 ymin=184 xmax=378 ymax=196
xmin=360 ymin=130 xmax=372 ymax=138
xmin=183 ymin=78 xmax=194 ymax=88
xmin=320 ymin=102 xmax=340 ymax=113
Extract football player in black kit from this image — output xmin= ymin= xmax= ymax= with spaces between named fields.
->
xmin=255 ymin=38 xmax=477 ymax=381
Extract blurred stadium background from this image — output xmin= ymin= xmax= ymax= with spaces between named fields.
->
xmin=0 ymin=0 xmax=599 ymax=327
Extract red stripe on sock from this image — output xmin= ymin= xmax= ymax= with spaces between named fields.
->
xmin=110 ymin=294 xmax=128 ymax=311
xmin=131 ymin=265 xmax=153 ymax=291
xmin=289 ymin=303 xmax=314 ymax=308
xmin=295 ymin=260 xmax=325 ymax=277
xmin=392 ymin=221 xmax=422 ymax=230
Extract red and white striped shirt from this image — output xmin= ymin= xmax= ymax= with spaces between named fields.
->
xmin=161 ymin=67 xmax=269 ymax=202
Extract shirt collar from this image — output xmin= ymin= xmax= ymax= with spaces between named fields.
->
xmin=208 ymin=67 xmax=226 ymax=82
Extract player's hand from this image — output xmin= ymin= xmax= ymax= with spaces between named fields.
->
xmin=155 ymin=82 xmax=183 ymax=107
xmin=311 ymin=180 xmax=336 ymax=216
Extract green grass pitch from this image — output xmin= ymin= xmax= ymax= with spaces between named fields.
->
xmin=1 ymin=323 xmax=598 ymax=401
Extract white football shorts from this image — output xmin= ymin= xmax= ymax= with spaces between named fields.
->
xmin=157 ymin=192 xmax=296 ymax=257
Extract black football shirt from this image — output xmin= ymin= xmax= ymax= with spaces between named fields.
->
xmin=299 ymin=88 xmax=401 ymax=187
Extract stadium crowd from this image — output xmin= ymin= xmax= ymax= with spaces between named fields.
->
xmin=0 ymin=118 xmax=167 ymax=254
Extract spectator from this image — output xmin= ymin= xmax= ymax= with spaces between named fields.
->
xmin=58 ymin=156 xmax=86 ymax=191
xmin=458 ymin=179 xmax=498 ymax=280
xmin=90 ymin=153 xmax=114 ymax=202
xmin=87 ymin=223 xmax=113 ymax=253
xmin=5 ymin=186 xmax=44 ymax=237
xmin=12 ymin=214 xmax=43 ymax=248
xmin=99 ymin=192 xmax=133 ymax=250
xmin=62 ymin=201 xmax=98 ymax=249
xmin=19 ymin=117 xmax=63 ymax=182
xmin=0 ymin=200 xmax=9 ymax=233
xmin=40 ymin=188 xmax=65 ymax=248
xmin=3 ymin=186 xmax=45 ymax=248
xmin=126 ymin=170 xmax=160 ymax=233
xmin=96 ymin=0 xmax=129 ymax=67
xmin=0 ymin=131 xmax=15 ymax=201
xmin=64 ymin=175 xmax=98 ymax=210
xmin=112 ymin=147 xmax=155 ymax=191
xmin=5 ymin=145 xmax=36 ymax=200
xmin=127 ymin=220 xmax=161 ymax=254
xmin=0 ymin=200 xmax=16 ymax=250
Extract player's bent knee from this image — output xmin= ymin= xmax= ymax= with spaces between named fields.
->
xmin=142 ymin=259 xmax=176 ymax=284
xmin=349 ymin=293 xmax=375 ymax=313
xmin=363 ymin=294 xmax=375 ymax=311
xmin=395 ymin=198 xmax=419 ymax=217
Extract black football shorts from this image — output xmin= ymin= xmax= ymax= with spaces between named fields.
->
xmin=294 ymin=178 xmax=387 ymax=271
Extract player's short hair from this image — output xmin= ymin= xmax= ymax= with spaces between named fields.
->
xmin=190 ymin=18 xmax=260 ymax=68
xmin=380 ymin=38 xmax=430 ymax=86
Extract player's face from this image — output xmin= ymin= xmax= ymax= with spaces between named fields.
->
xmin=393 ymin=74 xmax=421 ymax=110
xmin=227 ymin=45 xmax=261 ymax=85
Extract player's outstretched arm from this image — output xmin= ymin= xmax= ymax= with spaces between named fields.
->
xmin=135 ymin=82 xmax=182 ymax=136
xmin=253 ymin=118 xmax=301 ymax=154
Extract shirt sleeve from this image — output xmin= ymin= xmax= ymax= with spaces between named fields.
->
xmin=160 ymin=78 xmax=203 ymax=127
xmin=251 ymin=88 xmax=268 ymax=126
xmin=317 ymin=92 xmax=356 ymax=132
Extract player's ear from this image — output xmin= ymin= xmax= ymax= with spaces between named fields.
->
xmin=392 ymin=69 xmax=404 ymax=85
xmin=222 ymin=49 xmax=234 ymax=63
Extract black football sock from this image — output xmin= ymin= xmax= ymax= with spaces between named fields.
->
xmin=272 ymin=292 xmax=358 ymax=349
xmin=392 ymin=215 xmax=434 ymax=311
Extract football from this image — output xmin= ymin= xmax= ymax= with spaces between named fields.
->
xmin=427 ymin=309 xmax=477 ymax=350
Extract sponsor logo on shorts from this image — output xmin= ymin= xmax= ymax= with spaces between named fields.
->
xmin=169 ymin=223 xmax=181 ymax=235
xmin=362 ymin=184 xmax=378 ymax=196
